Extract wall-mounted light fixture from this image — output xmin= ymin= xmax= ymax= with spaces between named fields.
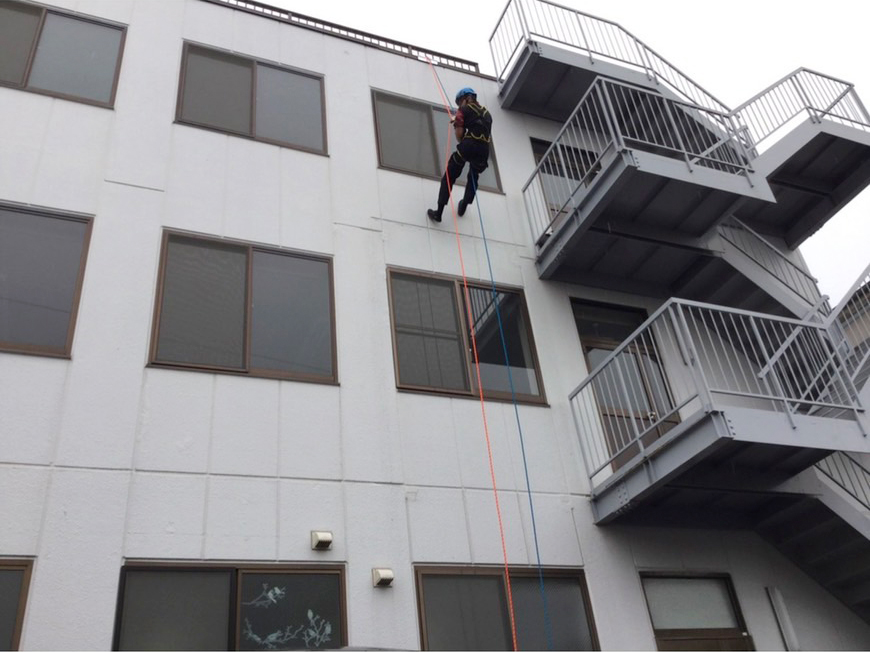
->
xmin=372 ymin=568 xmax=394 ymax=587
xmin=310 ymin=530 xmax=333 ymax=551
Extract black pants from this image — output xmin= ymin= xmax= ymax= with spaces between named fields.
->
xmin=437 ymin=138 xmax=490 ymax=209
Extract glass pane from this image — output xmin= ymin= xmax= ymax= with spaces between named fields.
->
xmin=391 ymin=274 xmax=468 ymax=391
xmin=640 ymin=353 xmax=674 ymax=417
xmin=574 ymin=302 xmax=647 ymax=343
xmin=588 ymin=348 xmax=651 ymax=412
xmin=514 ymin=576 xmax=594 ymax=651
xmin=374 ymin=93 xmax=439 ymax=177
xmin=0 ymin=209 xmax=88 ymax=351
xmin=181 ymin=46 xmax=252 ymax=135
xmin=239 ymin=572 xmax=342 ymax=650
xmin=250 ymin=252 xmax=333 ymax=377
xmin=434 ymin=107 xmax=500 ymax=191
xmin=465 ymin=286 xmax=540 ymax=397
xmin=0 ymin=569 xmax=24 ymax=651
xmin=155 ymin=236 xmax=247 ymax=369
xmin=28 ymin=13 xmax=123 ymax=103
xmin=643 ymin=577 xmax=739 ymax=630
xmin=421 ymin=574 xmax=510 ymax=650
xmin=118 ymin=569 xmax=232 ymax=650
xmin=0 ymin=2 xmax=41 ymax=85
xmin=256 ymin=65 xmax=324 ymax=151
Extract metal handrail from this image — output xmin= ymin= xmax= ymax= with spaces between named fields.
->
xmin=718 ymin=218 xmax=822 ymax=308
xmin=570 ymin=299 xmax=863 ymax=479
xmin=489 ymin=0 xmax=728 ymax=112
xmin=732 ymin=68 xmax=870 ymax=153
xmin=523 ymin=77 xmax=750 ymax=246
xmin=827 ymin=262 xmax=870 ymax=389
xmin=201 ymin=0 xmax=480 ymax=73
xmin=816 ymin=451 xmax=870 ymax=511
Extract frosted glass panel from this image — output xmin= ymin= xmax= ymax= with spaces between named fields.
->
xmin=118 ymin=570 xmax=232 ymax=650
xmin=28 ymin=13 xmax=123 ymax=103
xmin=256 ymin=65 xmax=324 ymax=151
xmin=0 ymin=209 xmax=88 ymax=350
xmin=0 ymin=2 xmax=41 ymax=85
xmin=643 ymin=577 xmax=738 ymax=629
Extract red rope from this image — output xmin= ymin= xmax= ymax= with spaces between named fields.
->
xmin=427 ymin=59 xmax=519 ymax=652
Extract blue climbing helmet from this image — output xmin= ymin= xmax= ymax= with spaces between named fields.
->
xmin=455 ymin=87 xmax=477 ymax=103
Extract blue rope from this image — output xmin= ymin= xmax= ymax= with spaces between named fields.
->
xmin=469 ymin=173 xmax=555 ymax=651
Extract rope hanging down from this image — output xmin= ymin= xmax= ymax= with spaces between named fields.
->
xmin=425 ymin=57 xmax=554 ymax=651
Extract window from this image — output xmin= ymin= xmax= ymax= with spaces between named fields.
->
xmin=531 ymin=138 xmax=598 ymax=228
xmin=0 ymin=205 xmax=92 ymax=358
xmin=641 ymin=574 xmax=753 ymax=651
xmin=114 ymin=565 xmax=346 ymax=651
xmin=388 ymin=270 xmax=544 ymax=403
xmin=372 ymin=90 xmax=502 ymax=192
xmin=177 ymin=43 xmax=326 ymax=153
xmin=150 ymin=232 xmax=336 ymax=382
xmin=573 ymin=301 xmax=678 ymax=469
xmin=416 ymin=567 xmax=597 ymax=651
xmin=0 ymin=561 xmax=32 ymax=651
xmin=0 ymin=1 xmax=125 ymax=106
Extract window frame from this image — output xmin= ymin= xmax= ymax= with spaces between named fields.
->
xmin=371 ymin=89 xmax=503 ymax=193
xmin=387 ymin=268 xmax=546 ymax=405
xmin=0 ymin=560 xmax=33 ymax=652
xmin=112 ymin=563 xmax=348 ymax=651
xmin=0 ymin=1 xmax=126 ymax=108
xmin=176 ymin=42 xmax=328 ymax=155
xmin=640 ymin=572 xmax=754 ymax=651
xmin=148 ymin=230 xmax=338 ymax=384
xmin=0 ymin=203 xmax=93 ymax=359
xmin=414 ymin=565 xmax=598 ymax=651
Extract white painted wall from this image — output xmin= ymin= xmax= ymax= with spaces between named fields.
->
xmin=1 ymin=0 xmax=870 ymax=650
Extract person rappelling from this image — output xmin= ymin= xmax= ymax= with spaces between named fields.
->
xmin=427 ymin=87 xmax=493 ymax=223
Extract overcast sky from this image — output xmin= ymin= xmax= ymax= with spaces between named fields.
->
xmin=269 ymin=0 xmax=870 ymax=304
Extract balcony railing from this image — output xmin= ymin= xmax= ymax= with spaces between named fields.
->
xmin=732 ymin=68 xmax=870 ymax=155
xmin=828 ymin=262 xmax=870 ymax=390
xmin=523 ymin=78 xmax=751 ymax=246
xmin=489 ymin=0 xmax=728 ymax=112
xmin=570 ymin=299 xmax=863 ymax=482
xmin=718 ymin=217 xmax=825 ymax=311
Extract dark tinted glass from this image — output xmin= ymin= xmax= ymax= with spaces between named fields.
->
xmin=155 ymin=236 xmax=247 ymax=369
xmin=0 ymin=569 xmax=24 ymax=651
xmin=239 ymin=572 xmax=342 ymax=650
xmin=0 ymin=2 xmax=41 ymax=85
xmin=514 ymin=576 xmax=594 ymax=650
xmin=256 ymin=65 xmax=324 ymax=152
xmin=392 ymin=274 xmax=468 ymax=391
xmin=250 ymin=251 xmax=333 ymax=377
xmin=375 ymin=93 xmax=439 ymax=177
xmin=28 ymin=13 xmax=123 ymax=103
xmin=118 ymin=570 xmax=232 ymax=651
xmin=465 ymin=286 xmax=540 ymax=397
xmin=0 ymin=208 xmax=88 ymax=352
xmin=574 ymin=302 xmax=646 ymax=343
xmin=181 ymin=46 xmax=252 ymax=134
xmin=420 ymin=574 xmax=510 ymax=650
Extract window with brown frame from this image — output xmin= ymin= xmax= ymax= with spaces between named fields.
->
xmin=388 ymin=270 xmax=545 ymax=403
xmin=113 ymin=564 xmax=346 ymax=651
xmin=176 ymin=43 xmax=327 ymax=153
xmin=416 ymin=566 xmax=597 ymax=650
xmin=150 ymin=232 xmax=336 ymax=382
xmin=0 ymin=1 xmax=125 ymax=107
xmin=0 ymin=204 xmax=92 ymax=358
xmin=372 ymin=90 xmax=502 ymax=192
xmin=0 ymin=560 xmax=32 ymax=651
xmin=640 ymin=573 xmax=754 ymax=651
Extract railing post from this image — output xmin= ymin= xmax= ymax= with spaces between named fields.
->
xmin=791 ymin=73 xmax=820 ymax=123
xmin=633 ymin=36 xmax=656 ymax=85
xmin=661 ymin=99 xmax=693 ymax=172
xmin=749 ymin=316 xmax=798 ymax=429
xmin=850 ymin=87 xmax=870 ymax=124
xmin=597 ymin=81 xmax=626 ymax=151
xmin=573 ymin=11 xmax=594 ymax=65
xmin=516 ymin=0 xmax=531 ymax=40
xmin=673 ymin=304 xmax=715 ymax=413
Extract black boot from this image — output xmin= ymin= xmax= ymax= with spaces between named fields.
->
xmin=458 ymin=199 xmax=469 ymax=217
xmin=427 ymin=207 xmax=442 ymax=223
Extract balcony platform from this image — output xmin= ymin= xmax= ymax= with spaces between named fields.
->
xmin=591 ymin=406 xmax=870 ymax=526
xmin=736 ymin=119 xmax=870 ymax=248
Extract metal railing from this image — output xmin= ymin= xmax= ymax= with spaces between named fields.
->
xmin=570 ymin=299 xmax=862 ymax=480
xmin=201 ymin=0 xmax=479 ymax=73
xmin=489 ymin=0 xmax=728 ymax=112
xmin=523 ymin=77 xmax=751 ymax=245
xmin=732 ymin=68 xmax=870 ymax=154
xmin=816 ymin=451 xmax=870 ymax=511
xmin=828 ymin=262 xmax=870 ymax=391
xmin=718 ymin=218 xmax=823 ymax=309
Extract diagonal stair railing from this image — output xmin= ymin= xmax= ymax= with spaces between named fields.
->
xmin=816 ymin=451 xmax=870 ymax=512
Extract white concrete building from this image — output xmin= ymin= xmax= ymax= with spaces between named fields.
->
xmin=3 ymin=0 xmax=870 ymax=650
